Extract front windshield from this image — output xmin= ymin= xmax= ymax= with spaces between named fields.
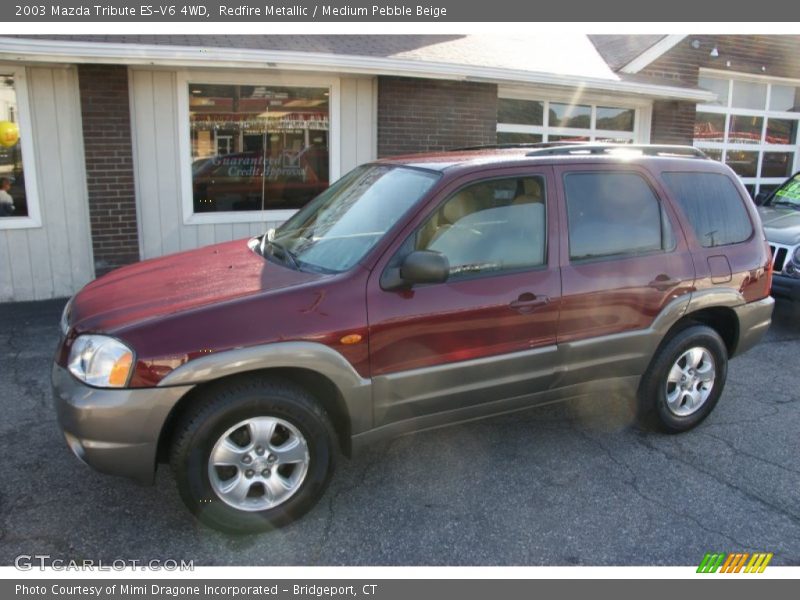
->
xmin=772 ymin=173 xmax=800 ymax=208
xmin=270 ymin=164 xmax=439 ymax=272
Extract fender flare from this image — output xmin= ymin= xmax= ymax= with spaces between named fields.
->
xmin=158 ymin=341 xmax=373 ymax=434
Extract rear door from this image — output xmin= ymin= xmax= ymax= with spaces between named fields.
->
xmin=554 ymin=164 xmax=696 ymax=386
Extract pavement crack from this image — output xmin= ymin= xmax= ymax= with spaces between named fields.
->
xmin=575 ymin=428 xmax=752 ymax=548
xmin=635 ymin=433 xmax=800 ymax=528
xmin=312 ymin=441 xmax=395 ymax=564
xmin=698 ymin=430 xmax=800 ymax=476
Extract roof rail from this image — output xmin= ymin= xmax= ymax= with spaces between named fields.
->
xmin=524 ymin=143 xmax=709 ymax=159
xmin=452 ymin=141 xmax=592 ymax=152
xmin=451 ymin=142 xmax=558 ymax=151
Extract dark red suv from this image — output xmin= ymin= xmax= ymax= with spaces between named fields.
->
xmin=53 ymin=144 xmax=774 ymax=533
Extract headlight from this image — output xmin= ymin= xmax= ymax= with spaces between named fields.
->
xmin=68 ymin=335 xmax=134 ymax=388
xmin=60 ymin=297 xmax=73 ymax=336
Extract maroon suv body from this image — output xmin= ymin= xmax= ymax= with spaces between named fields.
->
xmin=53 ymin=145 xmax=774 ymax=532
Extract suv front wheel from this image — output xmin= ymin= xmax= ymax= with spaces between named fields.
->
xmin=638 ymin=324 xmax=728 ymax=433
xmin=169 ymin=376 xmax=337 ymax=533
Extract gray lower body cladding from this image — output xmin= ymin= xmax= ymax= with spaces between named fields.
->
xmin=52 ymin=364 xmax=193 ymax=485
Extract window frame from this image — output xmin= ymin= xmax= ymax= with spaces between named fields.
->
xmin=497 ymin=87 xmax=652 ymax=145
xmin=562 ymin=169 xmax=676 ymax=264
xmin=176 ymin=69 xmax=340 ymax=226
xmin=0 ymin=65 xmax=42 ymax=230
xmin=694 ymin=69 xmax=800 ymax=196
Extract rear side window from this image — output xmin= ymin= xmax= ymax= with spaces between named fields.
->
xmin=662 ymin=172 xmax=753 ymax=248
xmin=564 ymin=172 xmax=672 ymax=260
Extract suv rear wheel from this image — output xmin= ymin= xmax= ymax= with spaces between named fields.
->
xmin=638 ymin=324 xmax=728 ymax=433
xmin=169 ymin=375 xmax=336 ymax=533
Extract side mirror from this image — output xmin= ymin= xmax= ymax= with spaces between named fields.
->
xmin=381 ymin=250 xmax=449 ymax=290
xmin=754 ymin=191 xmax=770 ymax=206
xmin=400 ymin=250 xmax=450 ymax=285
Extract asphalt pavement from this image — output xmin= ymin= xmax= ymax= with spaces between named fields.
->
xmin=0 ymin=297 xmax=798 ymax=566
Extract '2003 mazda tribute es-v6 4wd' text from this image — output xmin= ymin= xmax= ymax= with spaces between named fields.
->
xmin=53 ymin=144 xmax=774 ymax=533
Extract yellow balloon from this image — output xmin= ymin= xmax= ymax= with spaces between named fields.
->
xmin=0 ymin=121 xmax=20 ymax=147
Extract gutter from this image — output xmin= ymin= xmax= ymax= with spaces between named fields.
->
xmin=0 ymin=37 xmax=715 ymax=102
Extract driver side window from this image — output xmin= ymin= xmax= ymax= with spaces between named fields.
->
xmin=415 ymin=176 xmax=547 ymax=278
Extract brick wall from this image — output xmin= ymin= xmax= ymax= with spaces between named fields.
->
xmin=377 ymin=77 xmax=497 ymax=157
xmin=78 ymin=64 xmax=140 ymax=276
xmin=643 ymin=35 xmax=800 ymax=144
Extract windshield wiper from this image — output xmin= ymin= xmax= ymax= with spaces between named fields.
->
xmin=265 ymin=238 xmax=300 ymax=269
xmin=772 ymin=200 xmax=800 ymax=209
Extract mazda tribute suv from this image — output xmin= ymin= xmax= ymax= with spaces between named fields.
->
xmin=53 ymin=144 xmax=775 ymax=533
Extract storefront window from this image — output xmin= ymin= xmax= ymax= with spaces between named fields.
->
xmin=731 ymin=80 xmax=767 ymax=110
xmin=549 ymin=103 xmax=591 ymax=129
xmin=762 ymin=152 xmax=795 ymax=178
xmin=497 ymin=95 xmax=639 ymax=145
xmin=725 ymin=150 xmax=759 ymax=178
xmin=698 ymin=75 xmax=729 ymax=106
xmin=694 ymin=73 xmax=800 ymax=197
xmin=596 ymin=107 xmax=634 ymax=132
xmin=497 ymin=99 xmax=543 ymax=126
xmin=496 ymin=132 xmax=543 ymax=145
xmin=189 ymin=83 xmax=329 ymax=214
xmin=727 ymin=115 xmax=763 ymax=144
xmin=694 ymin=112 xmax=726 ymax=143
xmin=548 ymin=134 xmax=590 ymax=142
xmin=766 ymin=119 xmax=798 ymax=145
xmin=769 ymin=85 xmax=800 ymax=112
xmin=0 ymin=74 xmax=26 ymax=218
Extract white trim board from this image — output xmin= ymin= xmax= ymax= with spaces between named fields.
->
xmin=620 ymin=35 xmax=687 ymax=74
xmin=0 ymin=36 xmax=714 ymax=103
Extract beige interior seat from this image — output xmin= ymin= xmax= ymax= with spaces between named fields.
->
xmin=512 ymin=178 xmax=544 ymax=205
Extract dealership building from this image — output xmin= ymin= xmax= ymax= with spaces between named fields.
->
xmin=0 ymin=34 xmax=798 ymax=301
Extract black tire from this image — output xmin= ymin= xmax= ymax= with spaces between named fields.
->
xmin=637 ymin=324 xmax=728 ymax=433
xmin=169 ymin=375 xmax=337 ymax=534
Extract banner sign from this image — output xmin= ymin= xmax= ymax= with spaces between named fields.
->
xmin=5 ymin=579 xmax=798 ymax=600
xmin=4 ymin=0 xmax=800 ymax=22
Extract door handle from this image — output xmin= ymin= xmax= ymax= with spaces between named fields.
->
xmin=509 ymin=292 xmax=550 ymax=313
xmin=648 ymin=274 xmax=681 ymax=291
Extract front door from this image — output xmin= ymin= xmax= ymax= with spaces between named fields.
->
xmin=366 ymin=168 xmax=561 ymax=427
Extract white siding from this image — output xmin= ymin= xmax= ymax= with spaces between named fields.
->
xmin=129 ymin=68 xmax=377 ymax=260
xmin=340 ymin=77 xmax=378 ymax=172
xmin=0 ymin=66 xmax=93 ymax=302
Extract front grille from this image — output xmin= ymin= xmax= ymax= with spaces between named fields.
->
xmin=769 ymin=245 xmax=788 ymax=273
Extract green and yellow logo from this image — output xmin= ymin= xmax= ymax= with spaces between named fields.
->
xmin=697 ymin=552 xmax=773 ymax=573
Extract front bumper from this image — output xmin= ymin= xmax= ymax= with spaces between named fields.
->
xmin=771 ymin=274 xmax=800 ymax=302
xmin=731 ymin=296 xmax=775 ymax=357
xmin=52 ymin=364 xmax=193 ymax=485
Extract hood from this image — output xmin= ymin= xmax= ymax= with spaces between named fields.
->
xmin=70 ymin=238 xmax=326 ymax=333
xmin=757 ymin=205 xmax=800 ymax=246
